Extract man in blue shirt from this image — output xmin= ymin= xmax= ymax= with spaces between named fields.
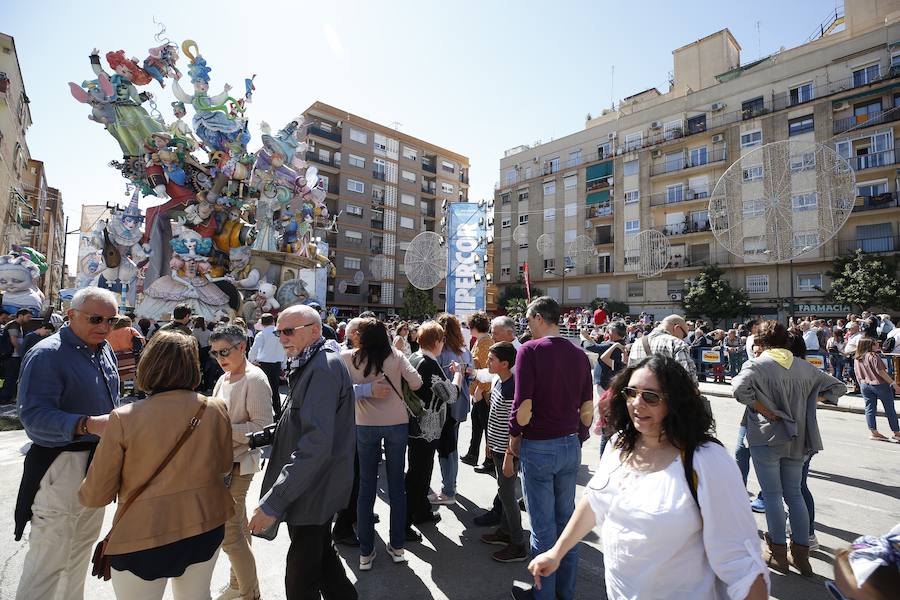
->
xmin=15 ymin=287 xmax=120 ymax=600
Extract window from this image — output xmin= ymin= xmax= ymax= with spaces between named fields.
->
xmin=373 ymin=133 xmax=387 ymax=152
xmin=347 ymin=179 xmax=365 ymax=194
xmin=344 ymin=284 xmax=360 ymax=295
xmin=789 ymin=82 xmax=814 ymax=105
xmin=854 ymin=100 xmax=882 ymax=123
xmin=543 ymin=181 xmax=556 ymax=196
xmin=742 ymin=97 xmax=765 ymax=119
xmin=348 ymin=154 xmax=365 ymax=168
xmin=664 ymin=120 xmax=683 ymax=140
xmin=687 ymin=114 xmax=706 ymax=134
xmin=792 ymin=192 xmax=818 ymax=212
xmin=318 ymin=148 xmax=331 ymax=163
xmin=524 ymin=166 xmax=533 ymax=179
xmin=568 ymin=286 xmax=582 ymax=300
xmin=893 ymin=52 xmax=900 ymax=69
xmin=564 ymin=203 xmax=576 ymax=217
xmin=441 ymin=160 xmax=455 ymax=173
xmin=856 ymin=223 xmax=895 ymax=252
xmin=666 ymin=184 xmax=684 ymax=204
xmin=346 ymin=204 xmax=363 ymax=216
xmin=790 ymin=152 xmax=816 ymax=172
xmin=741 ymin=130 xmax=762 ymax=148
xmin=544 ymin=156 xmax=560 ymax=174
xmin=793 ymin=231 xmax=819 ymax=250
xmin=501 ymin=192 xmax=511 ymax=204
xmin=744 ymin=236 xmax=767 ymax=255
xmin=857 ymin=181 xmax=888 ymax=197
xmin=318 ymin=174 xmax=330 ymax=191
xmin=742 ymin=199 xmax=765 ymax=218
xmin=742 ymin=165 xmax=763 ymax=182
xmin=400 ymin=170 xmax=416 ymax=183
xmin=518 ymin=265 xmax=526 ymax=276
xmin=690 ymin=210 xmax=708 ymax=231
xmin=623 ymin=159 xmax=639 ymax=176
xmin=597 ymin=255 xmax=612 ymax=273
xmin=350 ymin=128 xmax=367 ymax=144
xmin=544 ymin=208 xmax=555 ymax=221
xmin=344 ymin=257 xmax=361 ymax=269
xmin=441 ymin=182 xmax=454 ymax=194
xmin=400 ymin=193 xmax=415 ymax=206
xmin=402 ymin=146 xmax=417 ymax=160
xmin=797 ymin=273 xmax=822 ymax=292
xmin=564 ymin=175 xmax=577 ymax=190
xmin=564 ymin=229 xmax=576 ymax=243
xmin=518 ymin=214 xmax=529 ymax=225
xmin=596 ymin=283 xmax=611 ymax=298
xmin=745 ymin=274 xmax=769 ymax=294
xmin=345 ymin=230 xmax=363 ymax=240
xmin=568 ymin=150 xmax=582 ymax=166
xmin=544 ymin=259 xmax=555 ymax=271
xmin=501 ymin=217 xmax=511 ymax=229
xmin=506 ymin=170 xmax=516 ymax=185
xmin=665 ymin=151 xmax=684 ymax=173
xmin=689 ymin=176 xmax=709 ymax=198
xmin=625 ymin=219 xmax=640 ymax=234
xmin=400 ymin=216 xmax=415 ymax=229
xmin=501 ymin=267 xmax=511 ymax=277
xmin=518 ymin=189 xmax=529 ymax=202
xmin=852 ymin=63 xmax=880 ymax=87
xmin=689 ymin=146 xmax=708 ymax=167
xmin=625 ymin=189 xmax=640 ymax=204
xmin=597 ymin=142 xmax=611 ymax=160
xmin=625 ymin=131 xmax=642 ymax=151
xmin=788 ymin=115 xmax=814 ymax=136
xmin=627 ymin=281 xmax=644 ymax=298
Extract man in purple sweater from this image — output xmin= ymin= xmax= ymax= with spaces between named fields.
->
xmin=508 ymin=296 xmax=593 ymax=600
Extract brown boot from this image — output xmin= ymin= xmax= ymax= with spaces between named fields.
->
xmin=763 ymin=534 xmax=789 ymax=574
xmin=789 ymin=541 xmax=814 ymax=576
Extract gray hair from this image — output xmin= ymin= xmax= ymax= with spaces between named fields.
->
xmin=491 ymin=316 xmax=516 ymax=334
xmin=209 ymin=324 xmax=247 ymax=346
xmin=71 ymin=286 xmax=118 ymax=310
xmin=526 ymin=296 xmax=560 ymax=324
xmin=345 ymin=317 xmax=364 ymax=338
xmin=281 ymin=304 xmax=321 ymax=331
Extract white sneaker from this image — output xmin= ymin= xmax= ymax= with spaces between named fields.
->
xmin=386 ymin=544 xmax=407 ymax=563
xmin=808 ymin=534 xmax=819 ymax=551
xmin=214 ymin=586 xmax=242 ymax=600
xmin=360 ymin=551 xmax=376 ymax=571
xmin=427 ymin=491 xmax=439 ymax=503
xmin=431 ymin=494 xmax=456 ymax=505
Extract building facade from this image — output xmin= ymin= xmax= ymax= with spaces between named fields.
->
xmin=300 ymin=101 xmax=470 ymax=318
xmin=493 ymin=0 xmax=900 ymax=321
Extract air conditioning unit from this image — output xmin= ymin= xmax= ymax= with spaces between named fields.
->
xmin=833 ymin=102 xmax=849 ymax=112
xmin=336 ymin=120 xmax=343 ymax=127
xmin=608 ymin=131 xmax=618 ymax=140
xmin=584 ymin=219 xmax=592 ymax=229
xmin=650 ymin=121 xmax=662 ymax=129
xmin=607 ymin=177 xmax=614 ymax=186
xmin=669 ymin=292 xmax=683 ymax=301
xmin=711 ymin=134 xmax=725 ymax=143
xmin=711 ymin=102 xmax=726 ymax=111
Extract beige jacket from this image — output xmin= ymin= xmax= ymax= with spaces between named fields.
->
xmin=213 ymin=363 xmax=274 ymax=474
xmin=79 ymin=390 xmax=235 ymax=554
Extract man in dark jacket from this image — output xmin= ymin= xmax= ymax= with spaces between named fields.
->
xmin=248 ymin=304 xmax=357 ymax=599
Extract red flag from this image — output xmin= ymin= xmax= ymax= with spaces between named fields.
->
xmin=523 ymin=262 xmax=532 ymax=303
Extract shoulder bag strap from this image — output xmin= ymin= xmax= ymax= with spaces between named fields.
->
xmin=105 ymin=396 xmax=208 ymax=534
xmin=641 ymin=332 xmax=652 ymax=357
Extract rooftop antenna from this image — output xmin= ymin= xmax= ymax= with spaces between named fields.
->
xmin=610 ymin=65 xmax=615 ymax=109
xmin=390 ymin=121 xmax=402 ymax=131
xmin=756 ymin=21 xmax=762 ymax=60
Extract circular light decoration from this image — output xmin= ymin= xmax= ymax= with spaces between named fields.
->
xmin=536 ymin=233 xmax=555 ymax=259
xmin=404 ymin=231 xmax=447 ymax=290
xmin=369 ymin=254 xmax=388 ymax=279
xmin=708 ymin=140 xmax=855 ymax=263
xmin=512 ymin=224 xmax=529 ymax=245
xmin=624 ymin=229 xmax=671 ymax=278
xmin=565 ymin=235 xmax=598 ymax=268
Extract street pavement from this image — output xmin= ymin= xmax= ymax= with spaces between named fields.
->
xmin=0 ymin=390 xmax=898 ymax=599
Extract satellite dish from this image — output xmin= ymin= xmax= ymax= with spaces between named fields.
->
xmin=536 ymin=233 xmax=555 ymax=259
xmin=565 ymin=235 xmax=598 ymax=267
xmin=369 ymin=254 xmax=388 ymax=279
xmin=353 ymin=270 xmax=365 ymax=285
xmin=512 ymin=224 xmax=529 ymax=245
xmin=625 ymin=229 xmax=671 ymax=278
xmin=709 ymin=140 xmax=855 ymax=263
xmin=404 ymin=231 xmax=447 ymax=290
xmin=337 ymin=280 xmax=348 ymax=294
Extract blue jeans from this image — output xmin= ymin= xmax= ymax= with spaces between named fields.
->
xmin=520 ymin=435 xmax=581 ymax=600
xmin=735 ymin=425 xmax=751 ymax=487
xmin=801 ymin=454 xmax=814 ymax=536
xmin=830 ymin=354 xmax=845 ymax=381
xmin=357 ymin=424 xmax=408 ymax=556
xmin=860 ymin=382 xmax=900 ymax=432
xmin=750 ymin=444 xmax=808 ymax=545
xmin=438 ymin=423 xmax=460 ymax=496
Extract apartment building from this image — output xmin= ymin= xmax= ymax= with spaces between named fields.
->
xmin=493 ymin=0 xmax=900 ymax=320
xmin=301 ymin=101 xmax=470 ymax=318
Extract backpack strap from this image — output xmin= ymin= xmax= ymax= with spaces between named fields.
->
xmin=682 ymin=445 xmax=700 ymax=510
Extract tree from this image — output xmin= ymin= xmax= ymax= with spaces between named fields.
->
xmin=400 ymin=282 xmax=438 ymax=320
xmin=681 ymin=266 xmax=751 ymax=327
xmin=496 ymin=283 xmax=544 ymax=311
xmin=823 ymin=249 xmax=900 ymax=312
xmin=589 ymin=298 xmax=630 ymax=317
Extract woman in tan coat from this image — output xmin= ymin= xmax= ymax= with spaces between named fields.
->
xmin=79 ymin=330 xmax=234 ymax=599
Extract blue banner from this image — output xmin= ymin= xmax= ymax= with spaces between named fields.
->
xmin=446 ymin=202 xmax=486 ymax=321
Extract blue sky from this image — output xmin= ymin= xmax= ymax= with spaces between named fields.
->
xmin=4 ymin=0 xmax=841 ymax=271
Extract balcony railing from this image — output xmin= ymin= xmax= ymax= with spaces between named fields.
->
xmin=305 ymin=150 xmax=339 ymax=168
xmin=847 ymin=147 xmax=898 ymax=171
xmin=649 ymin=189 xmax=710 ymax=207
xmin=422 ymin=158 xmax=437 ymax=173
xmin=836 ymin=235 xmax=899 ymax=254
xmin=371 ymin=219 xmax=384 ymax=230
xmin=421 ymin=204 xmax=435 ymax=217
xmin=307 ymin=124 xmax=342 ymax=143
xmin=587 ymin=203 xmax=613 ymax=218
xmin=595 ymin=233 xmax=614 ymax=245
xmin=459 ymin=172 xmax=469 ymax=184
xmin=854 ymin=192 xmax=900 ymax=212
xmin=650 ymin=148 xmax=728 ymax=176
xmin=834 ymin=107 xmax=900 ymax=134
xmin=421 ymin=184 xmax=436 ymax=195
xmin=373 ymin=170 xmax=386 ymax=181
xmin=668 ymin=255 xmax=709 ymax=269
xmin=370 ymin=242 xmax=383 ymax=254
xmin=772 ymin=67 xmax=900 ymax=111
xmin=659 ymin=221 xmax=712 ymax=237
xmin=587 ymin=178 xmax=612 ymax=192
xmin=371 ymin=193 xmax=385 ymax=207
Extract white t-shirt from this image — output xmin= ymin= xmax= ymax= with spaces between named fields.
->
xmin=584 ymin=440 xmax=768 ymax=600
xmin=744 ymin=334 xmax=755 ymax=359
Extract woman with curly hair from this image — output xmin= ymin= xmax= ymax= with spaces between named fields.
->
xmin=527 ymin=355 xmax=769 ymax=600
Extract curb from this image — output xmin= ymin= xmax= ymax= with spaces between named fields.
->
xmin=701 ymin=387 xmax=897 ymax=417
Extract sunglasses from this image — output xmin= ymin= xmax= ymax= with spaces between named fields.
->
xmin=210 ymin=343 xmax=241 ymax=359
xmin=623 ymin=386 xmax=665 ymax=405
xmin=274 ymin=323 xmax=316 ymax=337
xmin=825 ymin=581 xmax=850 ymax=600
xmin=77 ymin=311 xmax=117 ymax=326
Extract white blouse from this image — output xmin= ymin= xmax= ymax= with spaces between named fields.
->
xmin=585 ymin=441 xmax=768 ymax=600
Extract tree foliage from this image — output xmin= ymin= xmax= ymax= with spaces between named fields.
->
xmin=589 ymin=297 xmax=630 ymax=317
xmin=400 ymin=282 xmax=438 ymax=320
xmin=496 ymin=284 xmax=544 ymax=311
xmin=681 ymin=266 xmax=751 ymax=326
xmin=823 ymin=249 xmax=900 ymax=312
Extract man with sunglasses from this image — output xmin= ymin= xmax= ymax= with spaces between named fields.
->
xmin=248 ymin=313 xmax=286 ymax=421
xmin=15 ymin=287 xmax=120 ymax=600
xmin=248 ymin=305 xmax=358 ymax=599
xmin=626 ymin=314 xmax=698 ymax=383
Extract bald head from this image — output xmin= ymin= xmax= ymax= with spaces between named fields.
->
xmin=661 ymin=315 xmax=688 ymax=339
xmin=277 ymin=305 xmax=322 ymax=357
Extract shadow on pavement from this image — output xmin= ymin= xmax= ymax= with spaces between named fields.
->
xmin=807 ymin=469 xmax=900 ymax=499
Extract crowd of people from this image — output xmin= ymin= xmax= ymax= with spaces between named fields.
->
xmin=10 ymin=286 xmax=900 ymax=600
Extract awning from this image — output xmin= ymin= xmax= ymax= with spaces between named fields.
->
xmin=586 ymin=162 xmax=613 ymax=181
xmin=587 ymin=190 xmax=610 ymax=205
xmin=833 ymin=81 xmax=900 ymax=106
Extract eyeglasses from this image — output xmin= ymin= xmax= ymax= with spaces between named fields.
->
xmin=274 ymin=323 xmax=316 ymax=337
xmin=76 ymin=310 xmax=117 ymax=326
xmin=210 ymin=343 xmax=241 ymax=359
xmin=622 ymin=386 xmax=665 ymax=406
xmin=824 ymin=581 xmax=850 ymax=600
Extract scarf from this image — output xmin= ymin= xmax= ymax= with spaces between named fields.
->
xmin=295 ymin=336 xmax=325 ymax=370
xmin=763 ymin=348 xmax=794 ymax=369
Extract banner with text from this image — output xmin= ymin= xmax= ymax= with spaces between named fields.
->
xmin=446 ymin=202 xmax=486 ymax=322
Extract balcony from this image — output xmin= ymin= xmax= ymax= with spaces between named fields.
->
xmin=834 ymin=108 xmax=900 ymax=134
xmin=367 ymin=294 xmax=381 ymax=304
xmin=370 ymin=240 xmax=383 ymax=254
xmin=667 ymin=254 xmax=709 ymax=269
xmin=595 ymin=233 xmax=614 ymax=245
xmin=459 ymin=172 xmax=469 ymax=184
xmin=587 ymin=203 xmax=613 ymax=218
xmin=421 ymin=204 xmax=435 ymax=218
xmin=307 ymin=124 xmax=342 ymax=143
xmin=373 ymin=169 xmax=386 ymax=181
xmin=741 ymin=104 xmax=769 ymax=121
xmin=421 ymin=183 xmax=436 ymax=195
xmin=836 ymin=235 xmax=899 ymax=254
xmin=772 ymin=68 xmax=900 ymax=112
xmin=847 ymin=147 xmax=898 ymax=171
xmin=305 ymin=150 xmax=339 ymax=168
xmin=854 ymin=192 xmax=900 ymax=212
xmin=371 ymin=219 xmax=384 ymax=230
xmin=587 ymin=177 xmax=612 ymax=192
xmin=371 ymin=193 xmax=385 ymax=207
xmin=422 ymin=156 xmax=437 ymax=173
xmin=659 ymin=221 xmax=711 ymax=237
xmin=649 ymin=189 xmax=710 ymax=207
xmin=650 ymin=148 xmax=728 ymax=176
